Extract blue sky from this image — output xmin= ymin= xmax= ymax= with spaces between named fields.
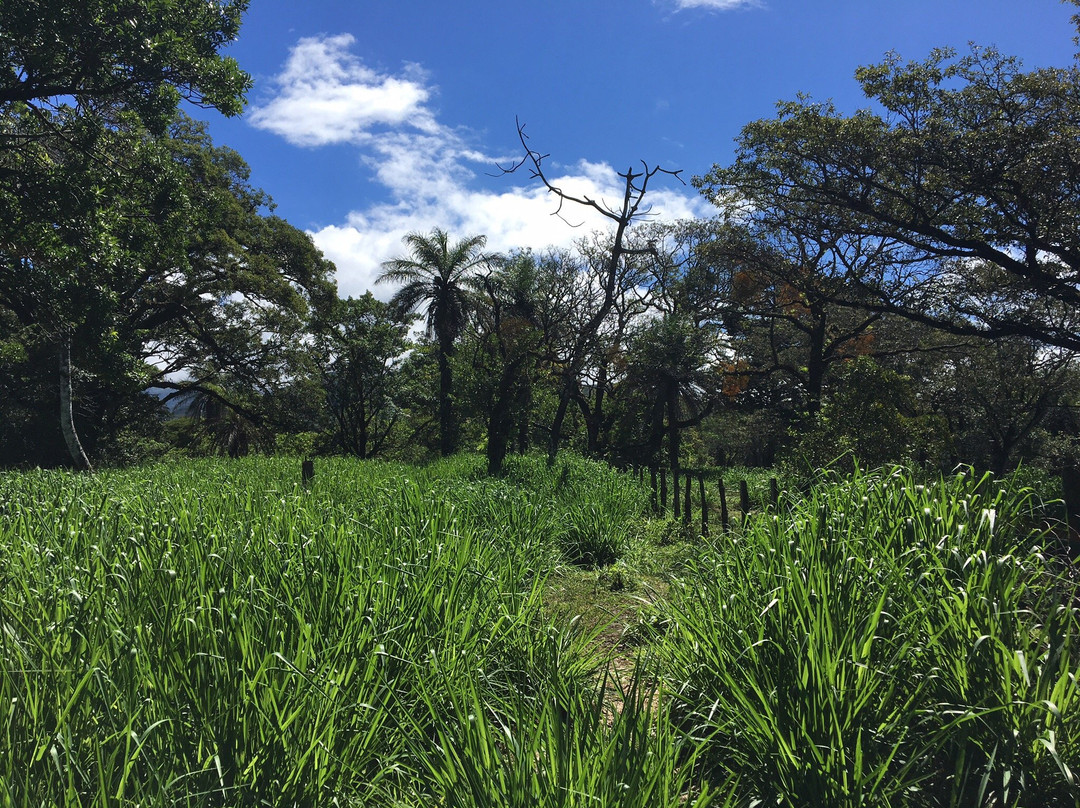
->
xmin=196 ymin=0 xmax=1078 ymax=299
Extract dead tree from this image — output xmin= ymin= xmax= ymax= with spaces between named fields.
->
xmin=498 ymin=119 xmax=683 ymax=464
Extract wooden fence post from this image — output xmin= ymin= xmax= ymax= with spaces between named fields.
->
xmin=718 ymin=478 xmax=729 ymax=532
xmin=650 ymin=466 xmax=658 ymax=514
xmin=302 ymin=459 xmax=314 ymax=486
xmin=673 ymin=468 xmax=681 ymax=519
xmin=660 ymin=468 xmax=668 ymax=516
xmin=683 ymin=473 xmax=692 ymax=526
xmin=699 ymin=473 xmax=708 ymax=537
xmin=770 ymin=477 xmax=780 ymax=509
xmin=739 ymin=479 xmax=750 ymax=523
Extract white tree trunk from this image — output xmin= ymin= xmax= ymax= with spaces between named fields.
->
xmin=59 ymin=336 xmax=92 ymax=471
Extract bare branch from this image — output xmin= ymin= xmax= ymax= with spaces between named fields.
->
xmin=496 ymin=118 xmax=684 ymax=230
xmin=494 ymin=118 xmax=687 ymax=460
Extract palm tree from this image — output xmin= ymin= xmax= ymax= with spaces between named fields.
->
xmin=376 ymin=229 xmax=498 ymax=456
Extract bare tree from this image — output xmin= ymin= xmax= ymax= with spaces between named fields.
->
xmin=498 ymin=120 xmax=683 ymax=463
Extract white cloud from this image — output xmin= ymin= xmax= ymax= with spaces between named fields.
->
xmin=250 ymin=34 xmax=711 ymax=299
xmin=248 ymin=34 xmax=437 ymax=146
xmin=314 ymin=159 xmax=710 ymax=300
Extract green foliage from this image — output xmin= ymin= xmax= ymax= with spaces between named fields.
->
xmin=785 ymin=357 xmax=948 ymax=475
xmin=377 ymin=229 xmax=500 ymax=458
xmin=0 ymin=457 xmax=625 ymax=805
xmin=460 ymin=251 xmax=547 ymax=475
xmin=698 ymin=38 xmax=1080 ymax=353
xmin=274 ymin=431 xmax=322 ymax=458
xmin=1 ymin=0 xmax=252 ymax=129
xmin=558 ymin=503 xmax=628 ymax=567
xmin=405 ymin=665 xmax=713 ymax=808
xmin=317 ymin=293 xmax=413 ymax=458
xmin=0 ymin=2 xmax=345 ymax=469
xmin=0 ymin=114 xmax=337 ymax=467
xmin=925 ymin=338 xmax=1080 ymax=474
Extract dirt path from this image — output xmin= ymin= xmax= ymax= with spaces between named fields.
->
xmin=543 ymin=570 xmax=669 ymax=718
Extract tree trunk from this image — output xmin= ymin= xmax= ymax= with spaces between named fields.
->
xmin=515 ymin=382 xmax=532 ymax=453
xmin=59 ymin=336 xmax=92 ymax=471
xmin=357 ymin=397 xmax=370 ymax=459
xmin=487 ymin=359 xmax=523 ymax=476
xmin=666 ymin=380 xmax=680 ymax=491
xmin=547 ymin=384 xmax=572 ymax=466
xmin=586 ymin=360 xmax=608 ymax=456
xmin=805 ymin=311 xmax=828 ymax=418
xmin=437 ymin=339 xmax=457 ymax=456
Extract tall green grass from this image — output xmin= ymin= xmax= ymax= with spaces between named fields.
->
xmin=0 ymin=454 xmax=675 ymax=806
xmin=652 ymin=466 xmax=1080 ymax=807
xmin=2 ymin=457 xmax=1077 ymax=806
xmin=0 ymin=462 xmax=540 ymax=804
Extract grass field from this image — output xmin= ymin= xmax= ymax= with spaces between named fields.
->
xmin=0 ymin=454 xmax=1077 ymax=806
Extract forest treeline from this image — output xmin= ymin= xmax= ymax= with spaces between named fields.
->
xmin=3 ymin=1 xmax=1079 ymax=478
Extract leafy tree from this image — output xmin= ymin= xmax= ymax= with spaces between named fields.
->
xmin=607 ymin=221 xmax=731 ymax=472
xmin=621 ymin=312 xmax=721 ymax=478
xmin=495 ymin=237 xmax=649 ymax=463
xmin=787 ymin=356 xmax=948 ymax=474
xmin=705 ymin=220 xmax=889 ymax=421
xmin=697 ymin=22 xmax=1080 ymax=351
xmin=1 ymin=0 xmax=251 ymax=130
xmin=639 ymin=219 xmax=733 ymax=328
xmin=172 ymin=380 xmax=265 ymax=458
xmin=0 ymin=115 xmax=337 ymax=467
xmin=464 ymin=253 xmax=545 ymax=475
xmin=318 ymin=294 xmax=412 ymax=459
xmin=1 ymin=110 xmax=161 ymax=468
xmin=1 ymin=0 xmax=254 ymax=467
xmin=377 ymin=229 xmax=499 ymax=457
xmin=925 ymin=338 xmax=1080 ymax=474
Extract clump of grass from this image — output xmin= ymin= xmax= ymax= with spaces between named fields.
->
xmin=651 ymin=465 xmax=1080 ymax=807
xmin=401 ymin=652 xmax=715 ymax=808
xmin=0 ymin=460 xmax=556 ymax=804
xmin=557 ymin=503 xmax=628 ymax=568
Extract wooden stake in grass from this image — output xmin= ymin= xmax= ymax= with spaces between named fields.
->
xmin=302 ymin=459 xmax=314 ymax=486
xmin=699 ymin=473 xmax=708 ymax=537
xmin=683 ymin=473 xmax=692 ymax=526
xmin=770 ymin=477 xmax=780 ymax=510
xmin=718 ymin=478 xmax=729 ymax=532
xmin=739 ymin=479 xmax=750 ymax=524
xmin=650 ymin=466 xmax=658 ymax=514
xmin=660 ymin=468 xmax=667 ymax=516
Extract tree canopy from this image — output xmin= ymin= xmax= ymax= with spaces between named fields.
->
xmin=3 ymin=1 xmax=1080 ymax=477
xmin=0 ymin=111 xmax=337 ymax=466
xmin=1 ymin=0 xmax=251 ymax=128
xmin=696 ymin=40 xmax=1080 ymax=351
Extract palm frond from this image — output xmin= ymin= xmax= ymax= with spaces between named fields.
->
xmin=379 ymin=228 xmax=501 ymax=342
xmin=376 ymin=260 xmax=428 ymax=286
